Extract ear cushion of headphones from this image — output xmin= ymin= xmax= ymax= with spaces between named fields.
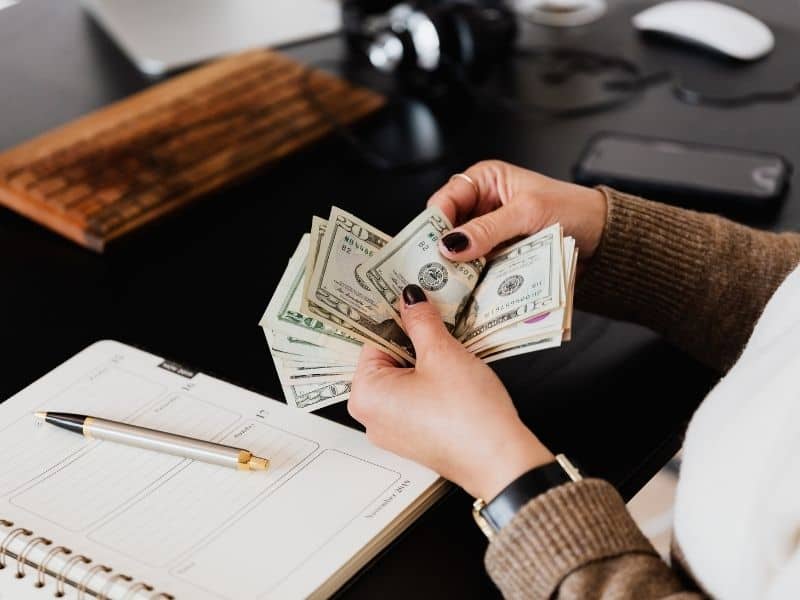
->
xmin=439 ymin=4 xmax=517 ymax=74
xmin=449 ymin=6 xmax=477 ymax=68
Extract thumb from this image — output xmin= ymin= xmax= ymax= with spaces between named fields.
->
xmin=439 ymin=202 xmax=539 ymax=262
xmin=399 ymin=284 xmax=455 ymax=361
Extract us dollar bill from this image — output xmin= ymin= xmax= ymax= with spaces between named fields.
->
xmin=278 ymin=352 xmax=356 ymax=384
xmin=268 ymin=333 xmax=351 ymax=364
xmin=260 ymin=234 xmax=363 ymax=359
xmin=266 ymin=229 xmax=409 ymax=367
xmin=467 ymin=308 xmax=565 ymax=354
xmin=562 ymin=239 xmax=578 ymax=342
xmin=478 ymin=335 xmax=563 ymax=364
xmin=260 ymin=204 xmax=578 ymax=412
xmin=298 ymin=216 xmax=403 ymax=361
xmin=263 ymin=328 xmax=352 ymax=411
xmin=285 ymin=380 xmax=352 ymax=411
xmin=280 ymin=356 xmax=354 ymax=368
xmin=284 ymin=363 xmax=356 ymax=376
xmin=466 ymin=236 xmax=577 ymax=353
xmin=306 ymin=206 xmax=416 ymax=363
xmin=300 ymin=216 xmax=328 ymax=315
xmin=456 ymin=223 xmax=563 ymax=346
xmin=265 ymin=324 xmax=355 ymax=368
xmin=284 ymin=368 xmax=355 ymax=385
xmin=364 ymin=206 xmax=484 ymax=332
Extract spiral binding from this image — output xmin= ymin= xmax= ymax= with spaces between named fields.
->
xmin=0 ymin=519 xmax=174 ymax=599
xmin=18 ymin=536 xmax=51 ymax=578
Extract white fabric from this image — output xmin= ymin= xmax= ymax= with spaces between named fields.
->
xmin=674 ymin=265 xmax=800 ymax=599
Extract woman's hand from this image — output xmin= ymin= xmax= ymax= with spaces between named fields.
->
xmin=348 ymin=285 xmax=554 ymax=501
xmin=349 ymin=163 xmax=602 ymax=499
xmin=428 ymin=160 xmax=607 ymax=262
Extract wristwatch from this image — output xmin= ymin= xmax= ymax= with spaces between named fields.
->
xmin=472 ymin=453 xmax=583 ymax=539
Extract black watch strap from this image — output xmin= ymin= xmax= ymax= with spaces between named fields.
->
xmin=472 ymin=454 xmax=582 ymax=538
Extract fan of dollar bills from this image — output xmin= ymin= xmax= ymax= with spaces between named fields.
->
xmin=260 ymin=206 xmax=577 ymax=412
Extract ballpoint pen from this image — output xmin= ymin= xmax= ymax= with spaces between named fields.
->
xmin=34 ymin=411 xmax=270 ymax=471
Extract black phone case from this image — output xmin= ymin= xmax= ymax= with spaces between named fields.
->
xmin=572 ymin=132 xmax=792 ymax=210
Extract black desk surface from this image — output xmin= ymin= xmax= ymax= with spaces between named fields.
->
xmin=1 ymin=1 xmax=799 ymax=598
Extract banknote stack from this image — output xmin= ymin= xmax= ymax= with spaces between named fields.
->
xmin=260 ymin=206 xmax=577 ymax=412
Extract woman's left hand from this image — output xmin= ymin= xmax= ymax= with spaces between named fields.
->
xmin=348 ymin=285 xmax=554 ymax=501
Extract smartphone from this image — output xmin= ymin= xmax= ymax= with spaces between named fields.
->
xmin=573 ymin=133 xmax=791 ymax=211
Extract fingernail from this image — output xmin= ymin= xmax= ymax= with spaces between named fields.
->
xmin=441 ymin=231 xmax=469 ymax=253
xmin=402 ymin=284 xmax=427 ymax=306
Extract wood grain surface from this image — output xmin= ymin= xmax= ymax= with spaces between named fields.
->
xmin=0 ymin=49 xmax=384 ymax=251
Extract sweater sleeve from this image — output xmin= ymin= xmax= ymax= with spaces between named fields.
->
xmin=484 ymin=479 xmax=706 ymax=599
xmin=484 ymin=193 xmax=800 ymax=598
xmin=576 ymin=187 xmax=800 ymax=372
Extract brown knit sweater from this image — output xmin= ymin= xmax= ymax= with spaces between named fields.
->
xmin=484 ymin=188 xmax=800 ymax=599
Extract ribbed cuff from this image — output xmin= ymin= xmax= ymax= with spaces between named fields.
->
xmin=576 ymin=186 xmax=712 ymax=337
xmin=576 ymin=187 xmax=800 ymax=371
xmin=484 ymin=479 xmax=656 ymax=600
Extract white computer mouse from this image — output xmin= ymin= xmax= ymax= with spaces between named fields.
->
xmin=632 ymin=0 xmax=774 ymax=61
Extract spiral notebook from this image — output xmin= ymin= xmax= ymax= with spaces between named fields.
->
xmin=0 ymin=341 xmax=446 ymax=599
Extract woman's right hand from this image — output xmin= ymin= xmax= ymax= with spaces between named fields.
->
xmin=428 ymin=161 xmax=607 ymax=262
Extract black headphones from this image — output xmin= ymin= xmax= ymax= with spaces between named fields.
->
xmin=343 ymin=1 xmax=517 ymax=80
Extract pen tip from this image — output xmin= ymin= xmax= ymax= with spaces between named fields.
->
xmin=33 ymin=411 xmax=46 ymax=420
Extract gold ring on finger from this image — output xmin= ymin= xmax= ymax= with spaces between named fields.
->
xmin=449 ymin=173 xmax=479 ymax=198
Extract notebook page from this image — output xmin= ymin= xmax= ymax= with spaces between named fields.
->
xmin=0 ymin=340 xmax=443 ymax=599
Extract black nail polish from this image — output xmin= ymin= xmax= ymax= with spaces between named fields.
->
xmin=441 ymin=231 xmax=469 ymax=253
xmin=402 ymin=284 xmax=427 ymax=306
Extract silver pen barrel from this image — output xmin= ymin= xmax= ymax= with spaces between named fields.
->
xmin=83 ymin=417 xmax=269 ymax=470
